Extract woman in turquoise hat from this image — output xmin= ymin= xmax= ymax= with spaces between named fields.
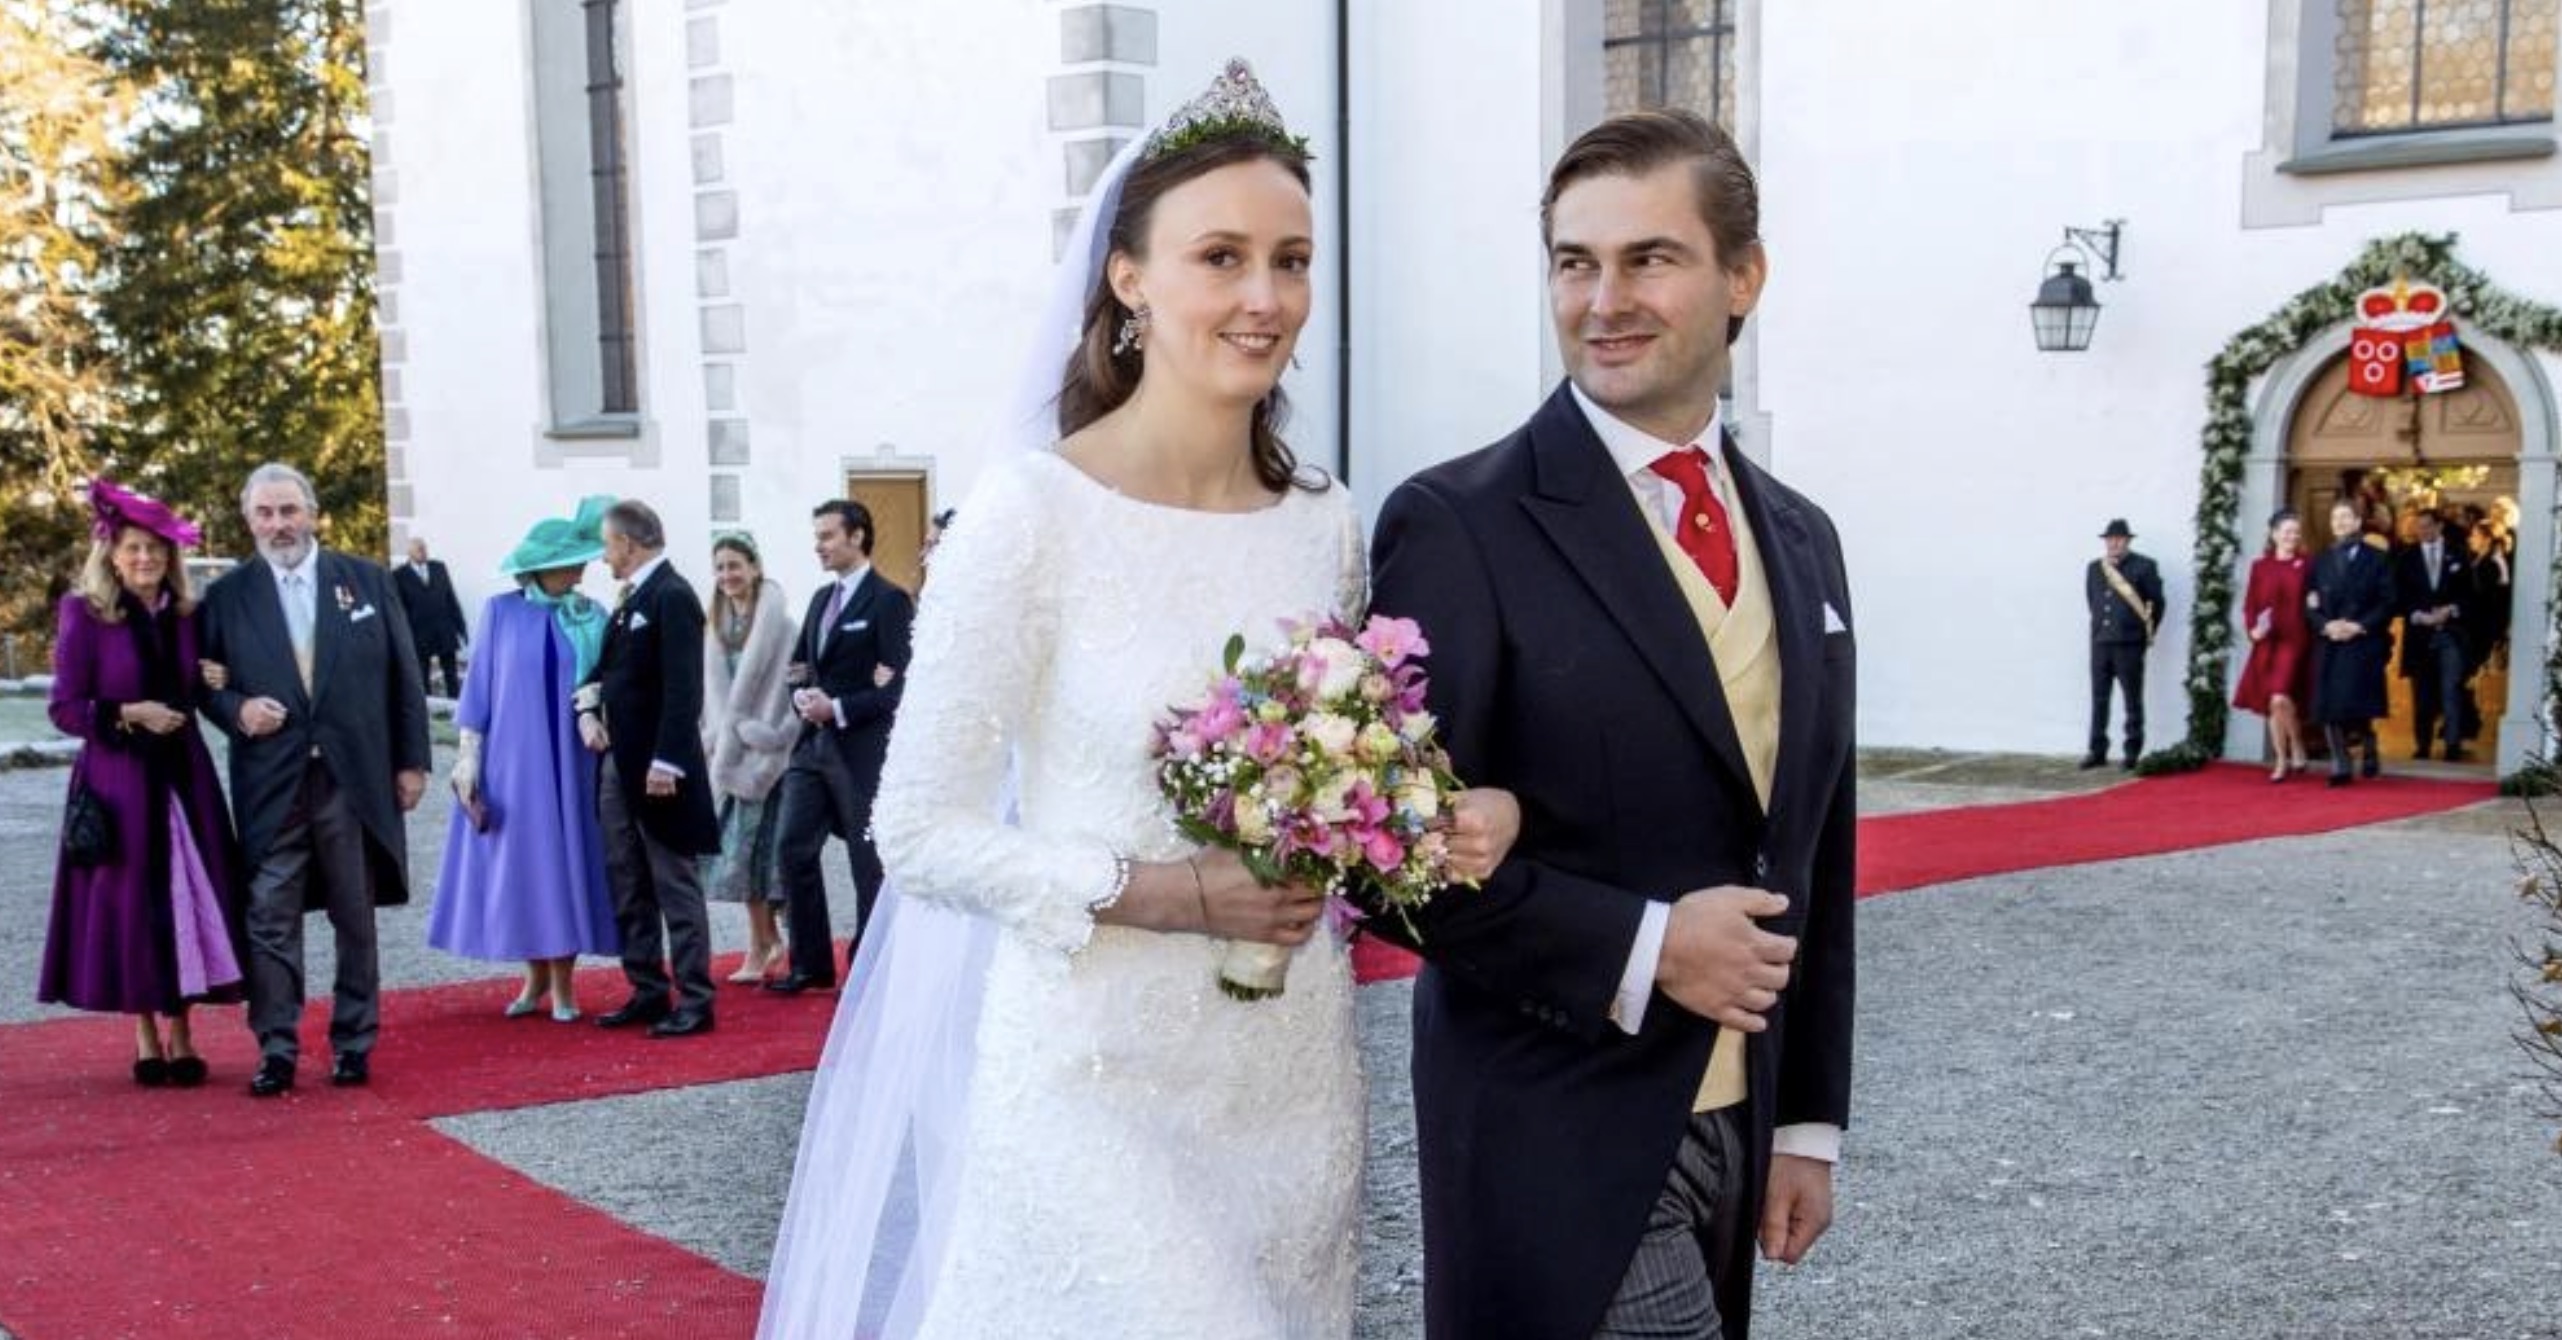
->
xmin=426 ymin=497 xmax=622 ymax=1017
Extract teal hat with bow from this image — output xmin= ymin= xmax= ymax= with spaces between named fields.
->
xmin=502 ymin=495 xmax=614 ymax=576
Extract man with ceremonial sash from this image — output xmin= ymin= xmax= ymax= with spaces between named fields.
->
xmin=2085 ymin=518 xmax=2164 ymax=770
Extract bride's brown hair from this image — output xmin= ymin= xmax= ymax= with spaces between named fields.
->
xmin=1054 ymin=134 xmax=1323 ymax=495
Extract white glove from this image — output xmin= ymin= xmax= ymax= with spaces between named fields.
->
xmin=452 ymin=728 xmax=482 ymax=802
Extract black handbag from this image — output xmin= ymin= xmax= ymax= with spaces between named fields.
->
xmin=63 ymin=782 xmax=116 ymax=867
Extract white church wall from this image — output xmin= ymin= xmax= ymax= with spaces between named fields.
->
xmin=1751 ymin=0 xmax=2561 ymax=755
xmin=1344 ymin=0 xmax=1559 ymax=505
xmin=383 ymin=0 xmax=2562 ymax=759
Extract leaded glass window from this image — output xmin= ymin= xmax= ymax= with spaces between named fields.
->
xmin=2332 ymin=0 xmax=2558 ymax=136
xmin=582 ymin=0 xmax=638 ymax=414
xmin=1604 ymin=0 xmax=1737 ymax=128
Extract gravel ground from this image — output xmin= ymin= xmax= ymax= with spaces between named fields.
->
xmin=6 ymin=752 xmax=2559 ymax=1338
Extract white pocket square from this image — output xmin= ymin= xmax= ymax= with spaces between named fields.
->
xmin=843 ymin=619 xmax=869 ymax=632
xmin=1821 ymin=602 xmax=1848 ymax=634
xmin=629 ymin=611 xmax=651 ymax=630
xmin=350 ymin=605 xmax=378 ymax=623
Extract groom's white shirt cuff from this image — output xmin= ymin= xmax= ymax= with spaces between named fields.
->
xmin=1613 ymin=902 xmax=1842 ymax=1165
xmin=1613 ymin=901 xmax=1673 ymax=1032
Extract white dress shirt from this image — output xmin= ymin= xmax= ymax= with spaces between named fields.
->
xmin=1570 ymin=385 xmax=1841 ymax=1165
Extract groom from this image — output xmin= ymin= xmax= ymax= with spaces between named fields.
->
xmin=1370 ymin=109 xmax=1855 ymax=1339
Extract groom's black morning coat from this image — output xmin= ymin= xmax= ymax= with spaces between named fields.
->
xmin=1368 ymin=383 xmax=1857 ymax=1340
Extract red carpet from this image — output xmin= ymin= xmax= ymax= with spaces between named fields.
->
xmin=0 ymin=958 xmax=832 ymax=1339
xmin=1 ymin=768 xmax=2495 ymax=1337
xmin=1348 ymin=763 xmax=2496 ymax=984
xmin=1854 ymin=762 xmax=2496 ymax=895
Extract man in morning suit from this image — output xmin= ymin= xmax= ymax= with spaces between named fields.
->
xmin=2395 ymin=508 xmax=2474 ymax=761
xmin=576 ymin=499 xmax=722 ymax=1037
xmin=768 ymin=498 xmax=913 ymax=994
xmin=1368 ymin=109 xmax=1854 ymax=1340
xmin=2084 ymin=518 xmax=2164 ymax=770
xmin=201 ymin=462 xmax=431 ymax=1097
xmin=396 ymin=536 xmax=469 ymax=698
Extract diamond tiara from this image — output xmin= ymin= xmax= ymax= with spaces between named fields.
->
xmin=1140 ymin=57 xmax=1310 ymax=163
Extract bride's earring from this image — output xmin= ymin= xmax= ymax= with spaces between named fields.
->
xmin=1113 ymin=303 xmax=1151 ymax=357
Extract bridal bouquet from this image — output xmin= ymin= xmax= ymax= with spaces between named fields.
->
xmin=1153 ymin=613 xmax=1470 ymax=1001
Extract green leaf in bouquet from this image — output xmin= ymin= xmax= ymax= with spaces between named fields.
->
xmin=1174 ymin=815 xmax=1231 ymax=849
xmin=1241 ymin=844 xmax=1285 ymax=887
xmin=1223 ymin=633 xmax=1246 ymax=674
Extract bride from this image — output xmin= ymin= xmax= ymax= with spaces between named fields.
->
xmin=757 ymin=61 xmax=1515 ymax=1339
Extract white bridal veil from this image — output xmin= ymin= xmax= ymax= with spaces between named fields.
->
xmin=753 ymin=133 xmax=1150 ymax=1340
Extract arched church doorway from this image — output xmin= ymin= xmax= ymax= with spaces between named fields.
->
xmin=2282 ymin=353 xmax=2525 ymax=770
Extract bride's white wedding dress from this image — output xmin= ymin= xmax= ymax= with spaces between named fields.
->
xmin=865 ymin=450 xmax=1368 ymax=1339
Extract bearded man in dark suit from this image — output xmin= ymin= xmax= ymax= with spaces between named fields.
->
xmin=200 ymin=462 xmax=431 ymax=1097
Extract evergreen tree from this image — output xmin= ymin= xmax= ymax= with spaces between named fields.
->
xmin=91 ymin=0 xmax=380 ymax=566
xmin=0 ymin=0 xmax=127 ymax=645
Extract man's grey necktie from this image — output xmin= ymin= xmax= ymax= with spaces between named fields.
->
xmin=285 ymin=572 xmax=315 ymax=691
xmin=819 ymin=579 xmax=849 ymax=652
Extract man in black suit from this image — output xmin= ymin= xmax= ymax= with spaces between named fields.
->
xmin=200 ymin=462 xmax=431 ymax=1097
xmin=395 ymin=536 xmax=468 ymax=697
xmin=768 ymin=498 xmax=913 ymax=993
xmin=1369 ymin=110 xmax=1852 ymax=1340
xmin=576 ymin=499 xmax=722 ymax=1037
xmin=2395 ymin=508 xmax=2474 ymax=760
xmin=2084 ymin=519 xmax=2164 ymax=769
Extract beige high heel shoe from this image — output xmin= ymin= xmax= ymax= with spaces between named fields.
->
xmin=727 ymin=944 xmax=784 ymax=984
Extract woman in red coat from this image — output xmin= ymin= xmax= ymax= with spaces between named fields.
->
xmin=38 ymin=480 xmax=247 ymax=1086
xmin=2233 ymin=508 xmax=2315 ymax=782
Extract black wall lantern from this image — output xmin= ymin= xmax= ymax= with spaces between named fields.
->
xmin=2029 ymin=219 xmax=2126 ymax=353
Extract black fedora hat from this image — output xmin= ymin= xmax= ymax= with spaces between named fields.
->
xmin=2098 ymin=518 xmax=2135 ymax=539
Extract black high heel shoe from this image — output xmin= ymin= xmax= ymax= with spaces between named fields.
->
xmin=167 ymin=1056 xmax=208 ymax=1087
xmin=133 ymin=1057 xmax=170 ymax=1087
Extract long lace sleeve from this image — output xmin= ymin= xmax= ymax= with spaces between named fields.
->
xmin=871 ymin=458 xmax=1121 ymax=955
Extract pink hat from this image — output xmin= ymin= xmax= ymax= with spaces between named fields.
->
xmin=88 ymin=477 xmax=203 ymax=549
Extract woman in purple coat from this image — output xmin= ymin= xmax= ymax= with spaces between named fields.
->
xmin=39 ymin=480 xmax=247 ymax=1087
xmin=427 ymin=498 xmax=621 ymax=1019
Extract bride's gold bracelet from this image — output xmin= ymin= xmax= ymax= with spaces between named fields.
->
xmin=1186 ymin=856 xmax=1209 ymax=930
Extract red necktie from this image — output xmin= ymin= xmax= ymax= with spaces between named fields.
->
xmin=1648 ymin=447 xmax=1738 ymax=606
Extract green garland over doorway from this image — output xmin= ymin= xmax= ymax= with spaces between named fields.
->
xmin=2146 ymin=232 xmax=2562 ymax=778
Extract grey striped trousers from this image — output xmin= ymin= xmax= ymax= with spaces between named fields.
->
xmin=1591 ymin=1105 xmax=1751 ymax=1340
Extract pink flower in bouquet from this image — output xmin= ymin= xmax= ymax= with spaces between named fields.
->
xmin=1194 ymin=693 xmax=1248 ymax=747
xmin=1356 ymin=615 xmax=1429 ymax=669
xmin=1391 ymin=666 xmax=1430 ymax=715
xmin=1345 ymin=778 xmax=1391 ymax=829
xmin=1244 ymin=719 xmax=1296 ymax=765
xmin=1360 ymin=826 xmax=1407 ymax=872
